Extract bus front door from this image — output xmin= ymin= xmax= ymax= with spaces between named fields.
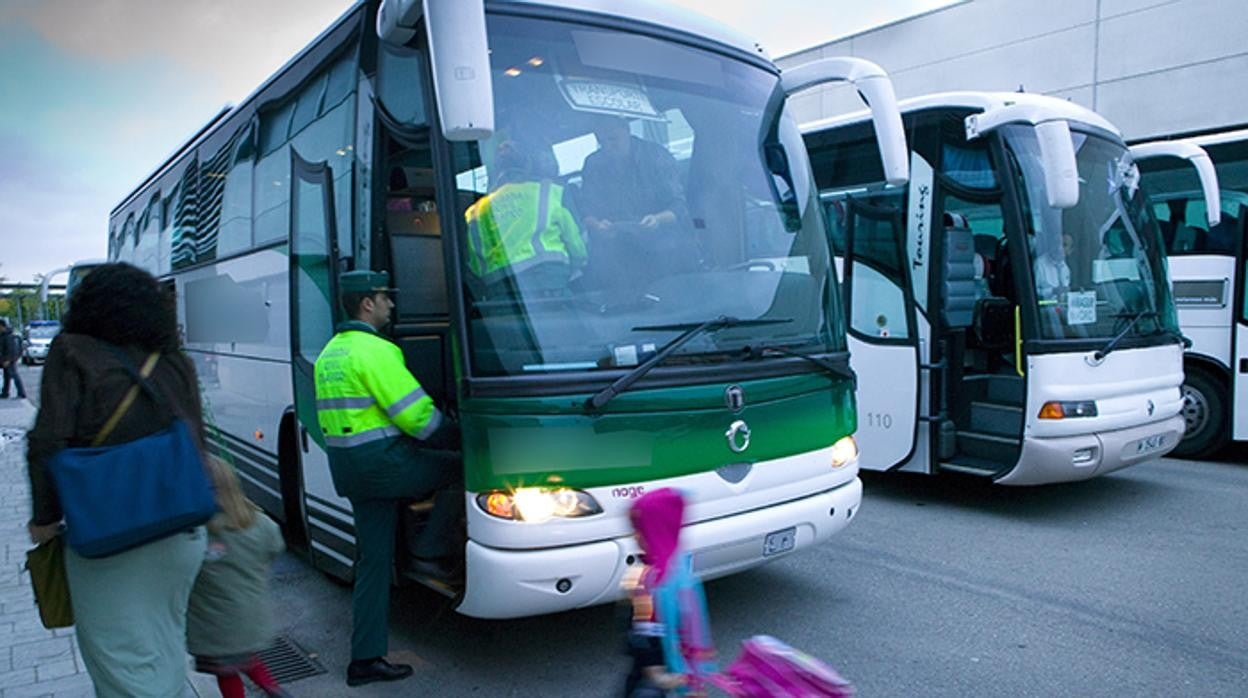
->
xmin=288 ymin=151 xmax=348 ymax=574
xmin=843 ymin=199 xmax=921 ymax=470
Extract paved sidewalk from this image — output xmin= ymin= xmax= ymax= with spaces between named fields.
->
xmin=0 ymin=399 xmax=216 ymax=697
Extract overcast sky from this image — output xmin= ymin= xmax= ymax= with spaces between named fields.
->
xmin=0 ymin=0 xmax=955 ymax=283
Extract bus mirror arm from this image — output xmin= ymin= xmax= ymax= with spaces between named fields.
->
xmin=782 ymin=58 xmax=909 ymax=187
xmin=1129 ymin=142 xmax=1222 ymax=227
xmin=966 ymin=108 xmax=1080 ymax=209
xmin=378 ymin=0 xmax=495 ymax=142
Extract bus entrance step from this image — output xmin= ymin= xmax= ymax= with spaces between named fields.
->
xmin=938 ymin=460 xmax=1001 ymax=478
xmin=956 ymin=430 xmax=1020 ymax=462
xmin=969 ymin=401 xmax=1024 ymax=437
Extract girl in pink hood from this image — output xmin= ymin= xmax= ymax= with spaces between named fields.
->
xmin=623 ymin=488 xmax=716 ymax=697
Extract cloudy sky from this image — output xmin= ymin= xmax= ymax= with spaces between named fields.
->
xmin=0 ymin=0 xmax=955 ymax=283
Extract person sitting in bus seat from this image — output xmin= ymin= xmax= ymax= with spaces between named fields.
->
xmin=313 ymin=270 xmax=463 ymax=687
xmin=1032 ymin=231 xmax=1072 ymax=301
xmin=580 ymin=116 xmax=695 ymax=289
xmin=464 ymin=135 xmax=587 ymax=298
xmin=581 ymin=116 xmax=686 ymax=234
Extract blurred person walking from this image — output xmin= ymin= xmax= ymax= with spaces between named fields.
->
xmin=26 ymin=263 xmax=208 ymax=697
xmin=0 ymin=317 xmax=27 ymax=398
xmin=187 ymin=456 xmax=289 ymax=698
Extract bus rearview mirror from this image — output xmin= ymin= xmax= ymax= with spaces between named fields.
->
xmin=782 ymin=57 xmax=909 ymax=187
xmin=1035 ymin=120 xmax=1079 ymax=210
xmin=378 ymin=0 xmax=495 ymax=142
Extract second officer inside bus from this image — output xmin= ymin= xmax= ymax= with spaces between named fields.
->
xmin=313 ymin=270 xmax=462 ymax=687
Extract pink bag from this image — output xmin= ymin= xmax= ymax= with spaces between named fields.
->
xmin=707 ymin=635 xmax=854 ymax=697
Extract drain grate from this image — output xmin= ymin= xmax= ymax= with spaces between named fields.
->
xmin=255 ymin=635 xmax=326 ymax=684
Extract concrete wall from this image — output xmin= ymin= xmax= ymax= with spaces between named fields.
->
xmin=777 ymin=0 xmax=1248 ymax=141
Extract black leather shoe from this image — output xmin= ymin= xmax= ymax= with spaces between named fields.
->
xmin=346 ymin=658 xmax=414 ymax=686
xmin=405 ymin=556 xmax=464 ymax=584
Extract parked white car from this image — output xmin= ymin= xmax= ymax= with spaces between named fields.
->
xmin=22 ymin=321 xmax=60 ymax=365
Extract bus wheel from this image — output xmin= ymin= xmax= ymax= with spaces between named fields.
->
xmin=1172 ymin=368 xmax=1228 ymax=460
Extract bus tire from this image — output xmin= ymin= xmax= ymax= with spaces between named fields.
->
xmin=1172 ymin=366 xmax=1228 ymax=460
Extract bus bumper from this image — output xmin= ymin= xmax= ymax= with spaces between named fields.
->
xmin=455 ymin=477 xmax=863 ymax=619
xmin=996 ymin=415 xmax=1184 ymax=486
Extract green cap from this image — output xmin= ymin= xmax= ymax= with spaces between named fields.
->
xmin=338 ymin=270 xmax=395 ymax=295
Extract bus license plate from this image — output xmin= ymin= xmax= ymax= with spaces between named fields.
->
xmin=1134 ymin=434 xmax=1167 ymax=455
xmin=763 ymin=527 xmax=796 ymax=557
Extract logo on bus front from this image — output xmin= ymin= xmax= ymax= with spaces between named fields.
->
xmin=725 ymin=385 xmax=745 ymax=413
xmin=726 ymin=420 xmax=751 ymax=453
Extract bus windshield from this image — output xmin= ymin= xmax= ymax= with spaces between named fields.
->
xmin=448 ymin=14 xmax=842 ymax=377
xmin=1003 ymin=126 xmax=1179 ymax=341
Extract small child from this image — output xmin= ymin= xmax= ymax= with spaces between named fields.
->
xmin=187 ymin=456 xmax=289 ymax=698
xmin=622 ymin=488 xmax=716 ymax=697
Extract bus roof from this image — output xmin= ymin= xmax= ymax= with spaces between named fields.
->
xmin=800 ymin=91 xmax=1121 ymax=139
xmin=111 ymin=0 xmax=774 ymax=219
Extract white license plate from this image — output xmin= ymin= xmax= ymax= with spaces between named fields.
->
xmin=1133 ymin=434 xmax=1168 ymax=455
xmin=763 ymin=527 xmax=796 ymax=557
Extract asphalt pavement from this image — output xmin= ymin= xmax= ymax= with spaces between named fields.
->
xmin=3 ymin=362 xmax=1246 ymax=696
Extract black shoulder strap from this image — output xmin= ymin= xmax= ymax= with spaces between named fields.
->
xmin=104 ymin=345 xmax=183 ymax=419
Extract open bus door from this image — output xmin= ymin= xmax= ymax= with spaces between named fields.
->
xmin=842 ymin=198 xmax=921 ymax=470
xmin=1232 ymin=205 xmax=1248 ymax=440
xmin=288 ymin=151 xmax=342 ymax=565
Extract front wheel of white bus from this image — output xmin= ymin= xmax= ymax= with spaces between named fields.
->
xmin=1173 ymin=366 xmax=1228 ymax=459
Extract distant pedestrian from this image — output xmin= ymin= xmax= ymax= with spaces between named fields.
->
xmin=26 ymin=262 xmax=207 ymax=697
xmin=622 ymin=488 xmax=716 ymax=697
xmin=0 ymin=318 xmax=26 ymax=399
xmin=187 ymin=455 xmax=289 ymax=698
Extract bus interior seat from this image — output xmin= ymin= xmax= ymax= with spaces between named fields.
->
xmin=941 ymin=212 xmax=977 ymax=329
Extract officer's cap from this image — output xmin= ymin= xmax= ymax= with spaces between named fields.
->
xmin=339 ymin=270 xmax=395 ymax=296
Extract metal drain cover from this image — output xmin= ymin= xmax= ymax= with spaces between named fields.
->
xmin=255 ymin=635 xmax=325 ymax=684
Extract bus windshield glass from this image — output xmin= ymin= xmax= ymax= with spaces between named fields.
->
xmin=1003 ymin=126 xmax=1179 ymax=341
xmin=447 ymin=14 xmax=842 ymax=377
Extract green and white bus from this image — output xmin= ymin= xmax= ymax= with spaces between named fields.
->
xmin=107 ymin=0 xmax=909 ymax=618
xmin=804 ymin=92 xmax=1186 ymax=485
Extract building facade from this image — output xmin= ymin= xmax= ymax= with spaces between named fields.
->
xmin=777 ymin=0 xmax=1248 ymax=141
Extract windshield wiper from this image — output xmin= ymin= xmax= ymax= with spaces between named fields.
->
xmin=1094 ymin=310 xmax=1156 ymax=361
xmin=745 ymin=343 xmax=856 ymax=385
xmin=585 ymin=316 xmax=792 ymax=412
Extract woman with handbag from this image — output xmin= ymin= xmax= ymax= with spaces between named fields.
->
xmin=27 ymin=262 xmax=211 ymax=697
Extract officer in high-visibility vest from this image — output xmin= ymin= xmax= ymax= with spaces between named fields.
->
xmin=464 ymin=136 xmax=587 ymax=296
xmin=313 ymin=270 xmax=462 ymax=687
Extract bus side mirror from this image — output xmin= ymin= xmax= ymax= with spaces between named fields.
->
xmin=378 ymin=0 xmax=495 ymax=142
xmin=1034 ymin=120 xmax=1079 ymax=210
xmin=782 ymin=57 xmax=909 ymax=187
xmin=1130 ymin=142 xmax=1222 ymax=227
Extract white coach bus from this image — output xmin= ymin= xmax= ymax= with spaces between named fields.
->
xmin=803 ymin=92 xmax=1186 ymax=485
xmin=106 ymin=0 xmax=911 ymax=617
xmin=1135 ymin=131 xmax=1248 ymax=457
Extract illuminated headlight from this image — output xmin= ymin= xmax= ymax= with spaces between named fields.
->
xmin=830 ymin=436 xmax=858 ymax=468
xmin=1038 ymin=401 xmax=1098 ymax=419
xmin=476 ymin=487 xmax=603 ymax=523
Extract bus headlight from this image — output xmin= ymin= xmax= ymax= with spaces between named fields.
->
xmin=831 ymin=436 xmax=858 ymax=468
xmin=476 ymin=487 xmax=603 ymax=523
xmin=1038 ymin=401 xmax=1098 ymax=419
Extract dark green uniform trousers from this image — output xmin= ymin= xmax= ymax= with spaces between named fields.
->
xmin=330 ymin=438 xmax=463 ymax=661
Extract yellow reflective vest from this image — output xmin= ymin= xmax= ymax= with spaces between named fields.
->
xmin=464 ymin=179 xmax=587 ymax=282
xmin=313 ymin=321 xmax=442 ymax=449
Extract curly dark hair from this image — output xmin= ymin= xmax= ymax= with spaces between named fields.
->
xmin=62 ymin=263 xmax=179 ymax=352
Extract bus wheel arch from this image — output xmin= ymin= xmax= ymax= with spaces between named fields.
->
xmin=277 ymin=409 xmax=311 ymax=554
xmin=1173 ymin=359 xmax=1229 ymax=460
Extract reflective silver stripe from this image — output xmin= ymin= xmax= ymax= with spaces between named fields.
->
xmin=415 ymin=409 xmax=444 ymax=441
xmin=480 ymin=251 xmax=571 ymax=284
xmin=386 ymin=388 xmax=429 ymax=418
xmin=324 ymin=426 xmax=402 ymax=448
xmin=316 ymin=397 xmax=377 ymax=411
xmin=532 ymin=179 xmax=552 ymax=255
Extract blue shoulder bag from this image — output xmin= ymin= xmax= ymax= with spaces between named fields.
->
xmin=48 ymin=349 xmax=217 ymax=558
